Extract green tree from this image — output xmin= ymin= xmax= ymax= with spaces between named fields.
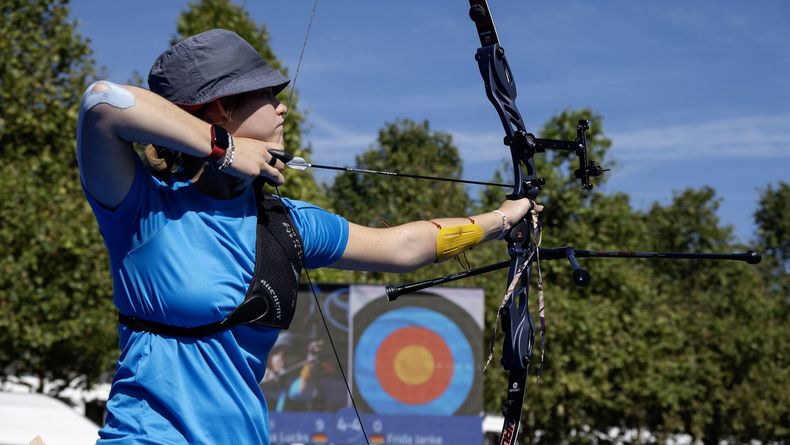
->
xmin=324 ymin=119 xmax=475 ymax=284
xmin=755 ymin=181 xmax=790 ymax=295
xmin=755 ymin=181 xmax=790 ymax=266
xmin=475 ymin=110 xmax=786 ymax=444
xmin=318 ymin=109 xmax=788 ymax=444
xmin=329 ymin=119 xmax=470 ymax=225
xmin=174 ymin=0 xmax=324 ymax=204
xmin=0 ymin=0 xmax=116 ymax=394
xmin=638 ymin=188 xmax=788 ymax=443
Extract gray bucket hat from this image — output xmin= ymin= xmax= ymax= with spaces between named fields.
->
xmin=148 ymin=29 xmax=290 ymax=108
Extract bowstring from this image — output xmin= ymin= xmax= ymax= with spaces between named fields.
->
xmin=285 ymin=0 xmax=319 ymax=113
xmin=301 ymin=257 xmax=371 ymax=445
xmin=273 ymin=2 xmax=371 ymax=444
xmin=273 ymin=185 xmax=370 ymax=445
xmin=532 ymin=209 xmax=546 ymax=383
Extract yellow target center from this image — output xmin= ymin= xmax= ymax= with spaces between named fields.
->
xmin=394 ymin=345 xmax=435 ymax=385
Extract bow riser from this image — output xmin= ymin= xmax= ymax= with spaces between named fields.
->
xmin=501 ymin=280 xmax=536 ymax=370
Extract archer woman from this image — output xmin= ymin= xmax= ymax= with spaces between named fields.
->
xmin=77 ymin=29 xmax=540 ymax=444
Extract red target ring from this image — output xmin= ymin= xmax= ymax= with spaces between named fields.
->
xmin=374 ymin=326 xmax=454 ymax=404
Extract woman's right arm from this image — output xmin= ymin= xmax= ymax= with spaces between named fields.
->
xmin=77 ymin=81 xmax=283 ymax=208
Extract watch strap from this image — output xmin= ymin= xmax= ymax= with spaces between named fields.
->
xmin=206 ymin=124 xmax=230 ymax=162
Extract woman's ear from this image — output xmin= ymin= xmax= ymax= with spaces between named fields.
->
xmin=201 ymin=98 xmax=232 ymax=127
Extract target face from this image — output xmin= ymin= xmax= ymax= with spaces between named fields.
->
xmin=375 ymin=325 xmax=453 ymax=404
xmin=352 ymin=294 xmax=482 ymax=415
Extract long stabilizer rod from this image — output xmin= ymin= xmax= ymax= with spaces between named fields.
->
xmin=385 ymin=249 xmax=761 ymax=300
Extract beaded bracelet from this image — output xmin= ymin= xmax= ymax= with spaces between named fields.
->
xmin=492 ymin=210 xmax=510 ymax=240
xmin=217 ymin=135 xmax=236 ymax=171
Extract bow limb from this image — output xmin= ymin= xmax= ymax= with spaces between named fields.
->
xmin=496 ymin=225 xmax=537 ymax=444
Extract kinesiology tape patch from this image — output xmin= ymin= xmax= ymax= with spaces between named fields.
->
xmin=435 ymin=223 xmax=484 ymax=261
xmin=80 ymin=81 xmax=135 ymax=116
xmin=76 ymin=81 xmax=136 ymax=156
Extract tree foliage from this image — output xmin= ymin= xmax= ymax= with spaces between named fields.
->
xmin=322 ymin=119 xmax=474 ymax=284
xmin=0 ymin=0 xmax=116 ymax=394
xmin=471 ymin=112 xmax=788 ymax=444
xmin=755 ymin=182 xmax=790 ymax=268
xmin=755 ymin=181 xmax=790 ymax=297
xmin=329 ymin=119 xmax=470 ymax=225
xmin=632 ymin=188 xmax=787 ymax=444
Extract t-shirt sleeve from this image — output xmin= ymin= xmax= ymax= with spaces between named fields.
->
xmin=278 ymin=198 xmax=349 ymax=269
xmin=81 ymin=155 xmax=166 ymax=254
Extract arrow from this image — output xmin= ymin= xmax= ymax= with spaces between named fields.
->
xmin=268 ymin=149 xmax=510 ymax=188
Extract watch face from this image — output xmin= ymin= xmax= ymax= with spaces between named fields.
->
xmin=213 ymin=125 xmax=230 ymax=149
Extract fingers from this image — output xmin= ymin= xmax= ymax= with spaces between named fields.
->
xmin=261 ymin=148 xmax=285 ymax=184
xmin=497 ymin=197 xmax=544 ymax=223
xmin=264 ymin=145 xmax=289 ymax=178
xmin=260 ymin=158 xmax=285 ymax=186
xmin=528 ymin=199 xmax=544 ymax=214
xmin=227 ymin=137 xmax=286 ymax=185
xmin=267 ymin=147 xmax=294 ymax=164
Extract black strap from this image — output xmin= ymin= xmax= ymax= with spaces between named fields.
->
xmin=118 ymin=313 xmax=228 ymax=337
xmin=118 ymin=187 xmax=304 ymax=337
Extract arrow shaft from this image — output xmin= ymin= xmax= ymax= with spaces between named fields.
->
xmin=307 ymin=163 xmax=510 ymax=188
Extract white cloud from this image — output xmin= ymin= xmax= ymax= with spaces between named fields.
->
xmin=305 ymin=115 xmax=377 ymax=164
xmin=305 ymin=113 xmax=790 ymax=185
xmin=450 ymin=130 xmax=510 ymax=162
xmin=306 ymin=115 xmax=509 ymax=163
xmin=610 ymin=114 xmax=790 ymax=162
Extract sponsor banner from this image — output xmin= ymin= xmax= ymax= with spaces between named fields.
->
xmin=270 ymin=412 xmax=482 ymax=445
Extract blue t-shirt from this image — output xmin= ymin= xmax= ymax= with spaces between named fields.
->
xmin=84 ymin=157 xmax=348 ymax=444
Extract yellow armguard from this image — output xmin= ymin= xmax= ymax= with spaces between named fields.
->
xmin=435 ymin=223 xmax=484 ymax=261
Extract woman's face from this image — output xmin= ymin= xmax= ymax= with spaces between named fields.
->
xmin=229 ymin=88 xmax=288 ymax=144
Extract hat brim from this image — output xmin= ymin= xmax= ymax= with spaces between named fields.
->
xmin=216 ymin=63 xmax=291 ymax=98
xmin=177 ymin=63 xmax=290 ymax=107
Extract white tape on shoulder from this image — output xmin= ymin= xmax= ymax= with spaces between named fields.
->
xmin=80 ymin=81 xmax=135 ymax=114
xmin=76 ymin=81 xmax=136 ymax=160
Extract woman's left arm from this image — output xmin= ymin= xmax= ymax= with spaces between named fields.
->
xmin=331 ymin=198 xmax=540 ymax=273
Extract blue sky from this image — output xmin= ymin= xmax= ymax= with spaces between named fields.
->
xmin=70 ymin=0 xmax=789 ymax=243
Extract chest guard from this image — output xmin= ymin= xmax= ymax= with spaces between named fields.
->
xmin=118 ymin=188 xmax=304 ymax=336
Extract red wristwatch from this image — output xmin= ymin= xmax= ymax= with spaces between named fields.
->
xmin=206 ymin=124 xmax=230 ymax=162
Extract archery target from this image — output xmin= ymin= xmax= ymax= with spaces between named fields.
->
xmin=352 ymin=292 xmax=482 ymax=415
